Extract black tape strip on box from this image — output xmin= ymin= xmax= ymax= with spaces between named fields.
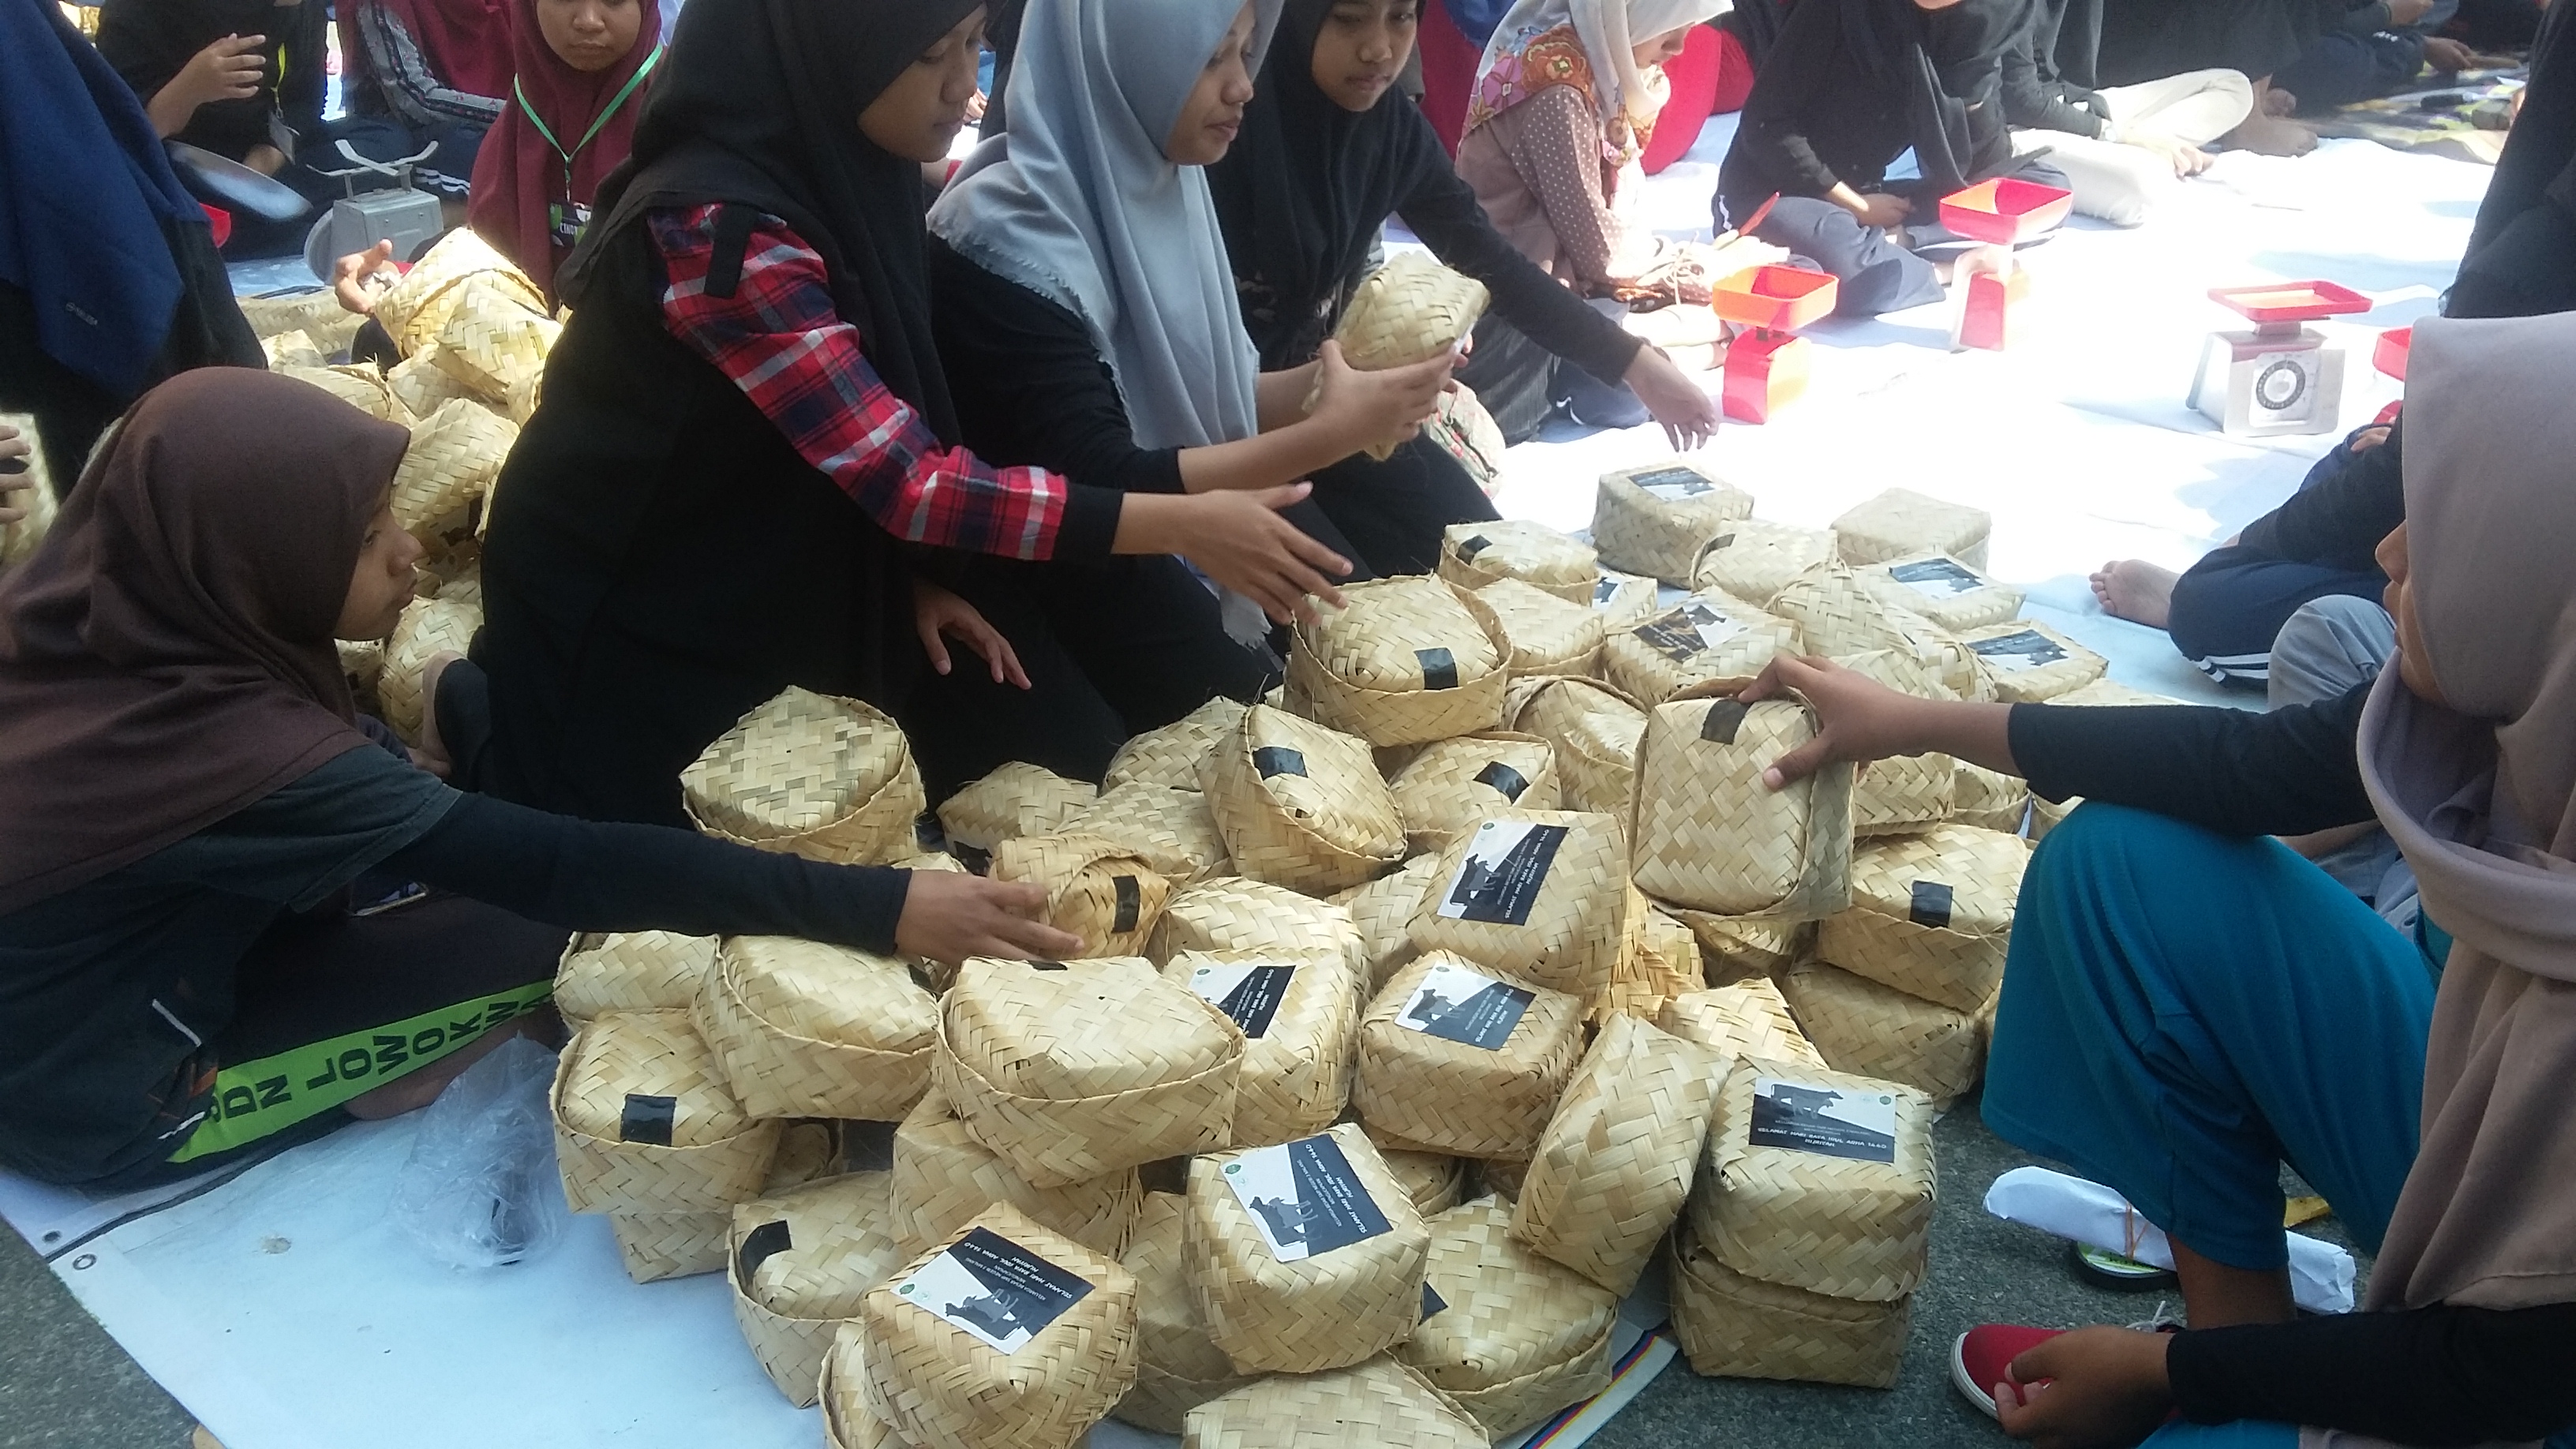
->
xmin=1456 ymin=534 xmax=1493 ymax=561
xmin=620 ymin=1092 xmax=677 ymax=1147
xmin=1112 ymin=875 xmax=1141 ymax=934
xmin=1253 ymin=746 xmax=1308 ymax=779
xmin=736 ymin=1218 xmax=792 ymax=1284
xmin=1473 ymin=760 xmax=1530 ymax=800
xmin=1701 ymin=698 xmax=1750 ymax=743
xmin=1910 ymin=880 xmax=1955 ymax=928
xmin=1417 ymin=646 xmax=1458 ymax=691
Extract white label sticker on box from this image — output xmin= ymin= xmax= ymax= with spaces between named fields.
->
xmin=1747 ymin=1076 xmax=1899 ymax=1164
xmin=1188 ymin=960 xmax=1295 ymax=1039
xmin=1219 ymin=1134 xmax=1393 ymax=1263
xmin=1437 ymin=819 xmax=1566 ymax=926
xmin=1630 ymin=465 xmax=1716 ymax=500
xmin=1968 ymin=629 xmax=2068 ymax=674
xmin=1632 ymin=602 xmax=1744 ymax=662
xmin=1395 ymin=958 xmax=1533 ymax=1049
xmin=893 ymin=1226 xmax=1094 ymax=1354
xmin=1888 ymin=557 xmax=1985 ymax=599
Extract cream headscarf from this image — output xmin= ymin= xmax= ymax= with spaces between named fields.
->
xmin=2357 ymin=310 xmax=2576 ymax=1314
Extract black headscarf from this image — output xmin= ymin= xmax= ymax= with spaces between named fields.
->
xmin=559 ymin=0 xmax=979 ymax=437
xmin=1839 ymin=0 xmax=2031 ymax=197
xmin=1209 ymin=0 xmax=1453 ymax=368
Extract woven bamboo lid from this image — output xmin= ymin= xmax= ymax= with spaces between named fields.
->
xmin=1855 ymin=552 xmax=2024 ymax=633
xmin=274 ymin=364 xmax=402 ymax=421
xmin=1202 ymin=706 xmax=1407 ymax=894
xmin=1336 ymin=252 xmax=1490 ymax=372
xmin=1060 ymin=784 xmax=1230 ymax=882
xmin=679 ymin=687 xmax=927 ymax=867
xmin=1163 ymin=949 xmax=1359 ymax=1148
xmin=1766 ymin=563 xmax=1946 ymax=666
xmin=553 ymin=1010 xmax=782 ymax=1215
xmin=1387 ymin=733 xmax=1561 ymax=855
xmin=384 ymin=349 xmax=476 ymax=419
xmin=1181 ymin=1357 xmax=1487 ymax=1447
xmin=390 ymin=398 xmax=515 ymax=551
xmin=1593 ymin=891 xmax=1705 ymax=1026
xmin=1601 ymin=590 xmax=1799 ymax=706
xmin=1435 ymin=521 xmax=1598 ymax=604
xmin=1461 ymin=578 xmax=1604 ymax=680
xmin=1832 ymin=488 xmax=1991 ymax=570
xmin=1400 ymin=1197 xmax=1619 ymax=1437
xmin=608 ymin=1208 xmax=731 ymax=1283
xmin=1374 ymin=1144 xmax=1472 ymax=1216
xmin=729 ymin=1171 xmax=909 ymax=1406
xmin=1664 ymin=905 xmax=1814 ymax=984
xmin=1951 ymin=760 xmax=2031 ymax=834
xmin=1781 ymin=960 xmax=1987 ymax=1110
xmin=695 ymin=936 xmax=939 ymax=1121
xmin=1327 ymin=856 xmax=1438 ymax=992
xmin=374 ymin=228 xmax=541 ymax=357
xmin=1690 ymin=1058 xmax=1934 ymax=1301
xmin=2051 ymin=676 xmax=2185 ymax=707
xmin=1505 ymin=676 xmax=1648 ymax=819
xmin=1850 ymin=749 xmax=1957 ymax=840
xmin=889 ymin=1085 xmax=1141 ymax=1258
xmin=1589 ymin=567 xmax=1662 ymax=631
xmin=1510 ymin=1014 xmax=1724 ymax=1296
xmin=260 ymin=329 xmax=325 ymax=368
xmin=0 ymin=413 xmax=58 ymax=571
xmin=556 ymin=930 xmax=717 ymax=1024
xmin=1182 ymin=1122 xmax=1431 ymax=1373
xmin=990 ymin=833 xmax=1173 ymax=959
xmin=1631 ymin=695 xmax=1853 ymax=919
xmin=1106 ymin=697 xmax=1250 ymax=792
xmin=1353 ymin=953 xmax=1584 ymax=1160
xmin=1954 ymin=620 xmax=2109 ymax=702
xmin=1111 ymin=1193 xmax=1257 ymax=1433
xmin=430 ymin=273 xmax=560 ymax=406
xmin=937 ymin=762 xmax=1099 ymax=853
xmin=855 ymin=1202 xmax=1140 ymax=1449
xmin=1657 ymin=979 xmax=1827 ymax=1070
xmin=1670 ymin=1227 xmax=1911 ymax=1388
xmin=936 ymin=957 xmax=1242 ymax=1186
xmin=1593 ymin=460 xmax=1758 ymax=586
xmin=1406 ymin=810 xmax=1628 ymax=1002
xmin=236 ymin=287 xmax=367 ymax=354
xmin=1690 ymin=519 xmax=1839 ymax=607
xmin=1815 ymin=824 xmax=2029 ymax=1013
xmin=378 ymin=593 xmax=481 ymax=745
xmin=1286 ymin=576 xmax=1507 ymax=747
xmin=818 ymin=1337 xmax=905 ymax=1449
xmin=1152 ymin=875 xmax=1365 ymax=975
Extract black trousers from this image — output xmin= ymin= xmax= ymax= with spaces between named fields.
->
xmin=2166 ymin=547 xmax=2387 ymax=690
xmin=1301 ymin=436 xmax=1500 ymax=578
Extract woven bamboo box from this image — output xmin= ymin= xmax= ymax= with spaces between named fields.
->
xmin=680 ymin=687 xmax=927 ymax=867
xmin=607 ymin=1121 xmax=851 ymax=1282
xmin=1354 ymin=953 xmax=1584 ymax=1159
xmin=1768 ymin=564 xmax=1949 ymax=665
xmin=553 ymin=1009 xmax=782 ymax=1215
xmin=1373 ymin=1141 xmax=1473 ymax=1217
xmin=275 ymin=363 xmax=402 ymax=421
xmin=1406 ymin=810 xmax=1628 ymax=1002
xmin=373 ymin=227 xmax=541 ymax=357
xmin=936 ymin=957 xmax=1242 ymax=1186
xmin=390 ymin=398 xmax=515 ymax=550
xmin=2031 ymin=792 xmax=2076 ymax=840
xmin=1328 ymin=855 xmax=1440 ymax=991
xmin=1182 ymin=1122 xmax=1430 ymax=1373
xmin=1387 ymin=732 xmax=1560 ymax=855
xmin=1690 ymin=1058 xmax=1935 ymax=1301
xmin=1690 ymin=519 xmax=1839 ymax=608
xmin=1510 ymin=1014 xmax=1725 ymax=1295
xmin=1203 ymin=706 xmax=1407 ymax=894
xmin=429 ymin=272 xmax=560 ymax=406
xmin=260 ymin=329 xmax=325 ymax=368
xmin=556 ymin=930 xmax=708 ymax=1033
xmin=1670 ymin=1229 xmax=1910 ymax=1388
xmin=1436 ymin=520 xmax=1599 ymax=604
xmin=1781 ymin=960 xmax=1989 ymax=1110
xmin=1817 ymin=824 xmax=2030 ymax=1013
xmin=1664 ymin=908 xmax=1815 ymax=985
xmin=1954 ymin=620 xmax=2107 ymax=702
xmin=1329 ymin=255 xmax=1489 ymax=459
xmin=1657 ymin=979 xmax=1829 ymax=1071
xmin=1462 ymin=578 xmax=1605 ymax=679
xmin=1163 ymin=949 xmax=1359 ymax=1148
xmin=1180 ymin=1357 xmax=1487 ymax=1447
xmin=729 ymin=1170 xmax=909 ymax=1406
xmin=1401 ymin=1198 xmax=1619 ymax=1438
xmin=853 ymin=1203 xmax=1139 ymax=1449
xmin=1060 ymin=784 xmax=1230 ymax=882
xmin=384 ymin=348 xmax=478 ymax=420
xmin=1855 ymin=552 xmax=2024 ymax=633
xmin=1105 ymin=697 xmax=1249 ymax=791
xmin=695 ymin=935 xmax=938 ymax=1121
xmin=1601 ymin=591 xmax=1799 ymax=706
xmin=1589 ymin=567 xmax=1663 ymax=631
xmin=1505 ymin=676 xmax=1649 ymax=818
xmin=1286 ymin=576 xmax=1507 ymax=747
xmin=889 ymin=1085 xmax=1140 ymax=1257
xmin=1952 ymin=759 xmax=2031 ymax=834
xmin=1832 ymin=488 xmax=1992 ymax=570
xmin=1631 ymin=695 xmax=1853 ymax=919
xmin=378 ymin=592 xmax=481 ymax=745
xmin=990 ymin=834 xmax=1172 ymax=959
xmin=1592 ymin=892 xmax=1706 ymax=1026
xmin=936 ymin=761 xmax=1097 ymax=854
xmin=1111 ymin=1193 xmax=1257 ymax=1433
xmin=1593 ymin=459 xmax=1757 ymax=585
xmin=818 ymin=1336 xmax=901 ymax=1448
xmin=1152 ymin=875 xmax=1365 ymax=977
xmin=1851 ymin=751 xmax=1956 ymax=840
xmin=236 ymin=286 xmax=368 ymax=355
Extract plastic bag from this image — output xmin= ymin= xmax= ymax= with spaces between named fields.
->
xmin=389 ymin=1035 xmax=570 ymax=1269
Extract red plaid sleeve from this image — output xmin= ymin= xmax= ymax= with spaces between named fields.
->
xmin=648 ymin=204 xmax=1070 ymax=560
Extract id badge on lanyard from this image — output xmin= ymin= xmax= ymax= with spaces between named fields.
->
xmin=549 ymin=200 xmax=593 ymax=249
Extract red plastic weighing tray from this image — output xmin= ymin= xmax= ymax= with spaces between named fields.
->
xmin=1939 ymin=178 xmax=2074 ymax=245
xmin=2207 ymin=280 xmax=2373 ymax=324
xmin=2374 ymin=326 xmax=2412 ymax=380
xmin=1713 ymin=264 xmax=1838 ymax=332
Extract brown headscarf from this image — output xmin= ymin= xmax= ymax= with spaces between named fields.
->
xmin=2358 ymin=310 xmax=2576 ymax=1314
xmin=0 ymin=370 xmax=413 ymax=916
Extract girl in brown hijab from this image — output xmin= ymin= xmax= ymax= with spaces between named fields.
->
xmin=0 ymin=369 xmax=1076 ymax=1189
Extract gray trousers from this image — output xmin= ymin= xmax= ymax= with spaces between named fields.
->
xmin=2268 ymin=596 xmax=2417 ymax=929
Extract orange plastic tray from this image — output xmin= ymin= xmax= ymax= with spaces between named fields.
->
xmin=2374 ymin=326 xmax=2411 ymax=380
xmin=2207 ymin=281 xmax=2373 ymax=324
xmin=1939 ymin=178 xmax=2074 ymax=245
xmin=1712 ymin=264 xmax=1838 ymax=332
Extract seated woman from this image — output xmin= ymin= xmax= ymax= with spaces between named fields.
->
xmin=0 ymin=370 xmax=1080 ymax=1189
xmin=2001 ymin=0 xmax=2251 ymax=227
xmin=2092 ymin=0 xmax=2320 ymax=155
xmin=2447 ymin=0 xmax=2576 ymax=320
xmin=466 ymin=0 xmax=664 ymax=298
xmin=337 ymin=0 xmax=515 ymax=203
xmin=1718 ymin=0 xmax=2072 ymax=320
xmin=1744 ymin=313 xmax=2576 ymax=1449
xmin=1453 ymin=0 xmax=1738 ymax=436
xmin=466 ymin=0 xmax=1344 ymax=822
xmin=95 ymin=0 xmax=330 ymax=253
xmin=1210 ymin=0 xmax=1722 ymax=573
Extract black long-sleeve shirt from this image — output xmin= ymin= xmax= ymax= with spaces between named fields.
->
xmin=96 ymin=0 xmax=328 ymax=163
xmin=2008 ymin=684 xmax=2376 ymax=835
xmin=2001 ymin=0 xmax=2111 ymax=137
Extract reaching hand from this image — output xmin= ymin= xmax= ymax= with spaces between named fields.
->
xmin=1623 ymin=344 xmax=1719 ymax=451
xmin=2421 ymin=36 xmax=2477 ymax=73
xmin=180 ymin=33 xmax=268 ymax=108
xmin=912 ymin=578 xmax=1031 ymax=689
xmin=1852 ymin=192 xmax=1913 ymax=230
xmin=894 ymin=871 xmax=1084 ymax=964
xmin=1992 ymin=1327 xmax=2174 ymax=1449
xmin=1736 ymin=654 xmax=1933 ymax=788
xmin=2122 ymin=129 xmax=2214 ymax=178
xmin=0 ymin=423 xmax=31 ymax=528
xmin=1173 ymin=483 xmax=1353 ymax=627
xmin=1310 ymin=340 xmax=1454 ymax=457
xmin=332 ymin=241 xmax=399 ymax=316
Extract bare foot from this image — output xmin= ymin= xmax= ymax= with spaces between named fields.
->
xmin=2223 ymin=111 xmax=2318 ymax=156
xmin=2092 ymin=560 xmax=2181 ymax=628
xmin=2260 ymin=80 xmax=2298 ymax=117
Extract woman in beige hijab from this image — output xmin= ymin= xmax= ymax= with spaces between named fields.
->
xmin=1743 ymin=309 xmax=2576 ymax=1448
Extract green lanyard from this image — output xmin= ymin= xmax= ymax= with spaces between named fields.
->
xmin=513 ymin=41 xmax=665 ymax=200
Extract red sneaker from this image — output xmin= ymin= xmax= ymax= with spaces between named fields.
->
xmin=1951 ymin=1324 xmax=2065 ymax=1420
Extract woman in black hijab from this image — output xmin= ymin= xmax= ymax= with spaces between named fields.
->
xmin=466 ymin=0 xmax=1343 ymax=825
xmin=1210 ymin=0 xmax=1721 ymax=541
xmin=2447 ymin=0 xmax=2576 ymax=320
xmin=1717 ymin=0 xmax=2069 ymax=317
